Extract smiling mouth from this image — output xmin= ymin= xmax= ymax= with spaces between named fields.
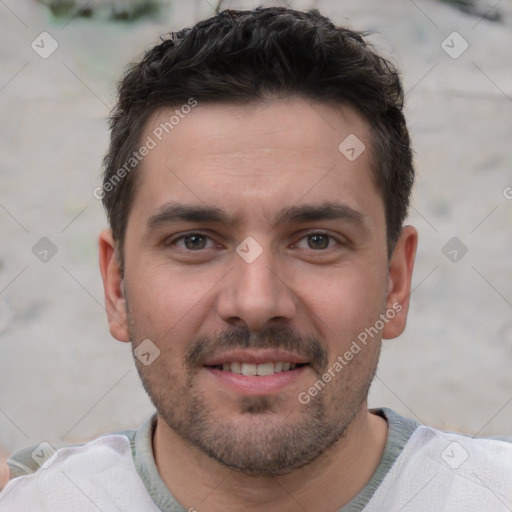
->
xmin=206 ymin=362 xmax=309 ymax=376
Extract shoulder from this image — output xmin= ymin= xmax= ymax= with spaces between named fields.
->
xmin=0 ymin=427 xmax=159 ymax=511
xmin=6 ymin=428 xmax=137 ymax=479
xmin=406 ymin=424 xmax=512 ymax=468
xmin=368 ymin=422 xmax=512 ymax=511
xmin=377 ymin=408 xmax=512 ymax=470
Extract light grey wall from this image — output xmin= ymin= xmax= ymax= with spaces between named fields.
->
xmin=0 ymin=0 xmax=511 ymax=454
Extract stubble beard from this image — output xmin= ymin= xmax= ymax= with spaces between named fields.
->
xmin=130 ymin=322 xmax=380 ymax=476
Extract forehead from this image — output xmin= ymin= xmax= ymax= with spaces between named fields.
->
xmin=127 ymin=98 xmax=383 ymax=230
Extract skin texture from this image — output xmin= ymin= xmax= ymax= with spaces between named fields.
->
xmin=99 ymin=98 xmax=417 ymax=511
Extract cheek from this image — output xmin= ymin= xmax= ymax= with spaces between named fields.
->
xmin=300 ymin=262 xmax=388 ymax=347
xmin=125 ymin=263 xmax=218 ymax=341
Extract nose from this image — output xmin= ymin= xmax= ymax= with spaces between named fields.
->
xmin=216 ymin=242 xmax=297 ymax=331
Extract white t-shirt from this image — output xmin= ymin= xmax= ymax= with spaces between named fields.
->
xmin=1 ymin=408 xmax=511 ymax=511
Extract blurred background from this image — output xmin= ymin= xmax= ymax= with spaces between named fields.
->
xmin=0 ymin=0 xmax=511 ymax=454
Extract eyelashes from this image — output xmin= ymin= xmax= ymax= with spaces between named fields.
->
xmin=167 ymin=231 xmax=343 ymax=252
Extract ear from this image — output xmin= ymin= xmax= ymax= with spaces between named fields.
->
xmin=382 ymin=225 xmax=418 ymax=340
xmin=98 ymin=229 xmax=130 ymax=342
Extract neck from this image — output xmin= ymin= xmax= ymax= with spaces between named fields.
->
xmin=152 ymin=405 xmax=388 ymax=511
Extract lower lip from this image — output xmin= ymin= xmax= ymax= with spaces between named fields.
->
xmin=203 ymin=366 xmax=308 ymax=396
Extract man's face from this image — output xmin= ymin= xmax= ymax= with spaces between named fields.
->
xmin=102 ymin=98 xmax=409 ymax=475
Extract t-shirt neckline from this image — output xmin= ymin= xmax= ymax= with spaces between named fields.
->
xmin=132 ymin=407 xmax=420 ymax=512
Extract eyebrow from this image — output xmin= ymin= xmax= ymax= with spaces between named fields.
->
xmin=147 ymin=203 xmax=234 ymax=230
xmin=146 ymin=201 xmax=368 ymax=232
xmin=274 ymin=202 xmax=366 ymax=228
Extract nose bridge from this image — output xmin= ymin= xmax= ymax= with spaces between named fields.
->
xmin=238 ymin=243 xmax=279 ymax=295
xmin=217 ymin=237 xmax=296 ymax=329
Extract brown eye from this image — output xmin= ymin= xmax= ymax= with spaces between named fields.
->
xmin=292 ymin=232 xmax=340 ymax=252
xmin=307 ymin=234 xmax=331 ymax=250
xmin=183 ymin=234 xmax=208 ymax=250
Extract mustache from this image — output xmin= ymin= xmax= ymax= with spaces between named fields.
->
xmin=185 ymin=326 xmax=328 ymax=374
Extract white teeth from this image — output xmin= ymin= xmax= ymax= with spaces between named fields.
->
xmin=230 ymin=362 xmax=242 ymax=374
xmin=241 ymin=363 xmax=257 ymax=376
xmin=218 ymin=361 xmax=301 ymax=375
xmin=256 ymin=363 xmax=274 ymax=376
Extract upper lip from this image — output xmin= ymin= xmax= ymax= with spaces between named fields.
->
xmin=203 ymin=349 xmax=309 ymax=366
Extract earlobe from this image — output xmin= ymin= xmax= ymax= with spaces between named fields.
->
xmin=382 ymin=225 xmax=418 ymax=340
xmin=98 ymin=229 xmax=130 ymax=342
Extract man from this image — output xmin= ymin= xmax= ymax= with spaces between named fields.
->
xmin=1 ymin=6 xmax=511 ymax=512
